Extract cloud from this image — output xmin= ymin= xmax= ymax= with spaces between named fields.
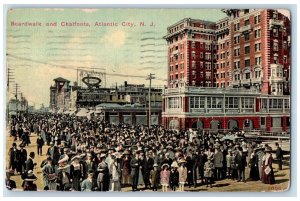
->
xmin=81 ymin=9 xmax=98 ymax=13
xmin=101 ymin=30 xmax=127 ymax=47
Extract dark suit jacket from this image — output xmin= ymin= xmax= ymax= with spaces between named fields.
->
xmin=25 ymin=158 xmax=34 ymax=173
xmin=276 ymin=147 xmax=283 ymax=160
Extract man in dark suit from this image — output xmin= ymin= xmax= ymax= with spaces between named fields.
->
xmin=17 ymin=144 xmax=27 ymax=174
xmin=275 ymin=142 xmax=283 ymax=170
xmin=198 ymin=149 xmax=207 ymax=185
xmin=25 ymin=152 xmax=36 ymax=173
xmin=130 ymin=151 xmax=140 ymax=191
xmin=235 ymin=147 xmax=247 ymax=182
xmin=142 ymin=151 xmax=154 ymax=189
xmin=8 ymin=143 xmax=18 ymax=172
xmin=36 ymin=135 xmax=45 ymax=156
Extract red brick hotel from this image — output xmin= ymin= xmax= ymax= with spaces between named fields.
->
xmin=162 ymin=9 xmax=290 ymax=132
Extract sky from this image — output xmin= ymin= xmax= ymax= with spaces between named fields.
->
xmin=5 ymin=8 xmax=289 ymax=107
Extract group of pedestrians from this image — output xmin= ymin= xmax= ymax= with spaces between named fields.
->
xmin=6 ymin=112 xmax=283 ymax=191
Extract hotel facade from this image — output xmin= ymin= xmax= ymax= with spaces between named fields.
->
xmin=162 ymin=9 xmax=291 ymax=132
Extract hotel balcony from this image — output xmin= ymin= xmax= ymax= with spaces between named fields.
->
xmin=270 ymin=76 xmax=284 ymax=83
xmin=241 ymin=78 xmax=251 ymax=86
xmin=231 ymin=80 xmax=240 ymax=86
xmin=240 ymin=24 xmax=252 ymax=33
xmin=252 ymin=77 xmax=262 ymax=84
xmin=269 ymin=19 xmax=284 ymax=28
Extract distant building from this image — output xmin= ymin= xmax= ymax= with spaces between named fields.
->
xmin=49 ymin=77 xmax=71 ymax=112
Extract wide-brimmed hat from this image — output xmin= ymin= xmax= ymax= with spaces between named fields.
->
xmin=178 ymin=159 xmax=186 ymax=164
xmin=71 ymin=155 xmax=80 ymax=162
xmin=100 ymin=153 xmax=106 ymax=158
xmin=171 ymin=161 xmax=179 ymax=168
xmin=265 ymin=146 xmax=272 ymax=152
xmin=123 ymin=150 xmax=131 ymax=155
xmin=161 ymin=163 xmax=169 ymax=168
xmin=58 ymin=157 xmax=68 ymax=164
xmin=57 ymin=164 xmax=70 ymax=170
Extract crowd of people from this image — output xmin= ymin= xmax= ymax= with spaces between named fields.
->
xmin=6 ymin=113 xmax=284 ymax=192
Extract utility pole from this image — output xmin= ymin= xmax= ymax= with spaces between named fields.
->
xmin=146 ymin=73 xmax=155 ymax=128
xmin=15 ymin=83 xmax=20 ymax=114
xmin=7 ymin=67 xmax=15 ymax=120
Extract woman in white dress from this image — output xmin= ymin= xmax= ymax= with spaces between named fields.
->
xmin=109 ymin=154 xmax=121 ymax=191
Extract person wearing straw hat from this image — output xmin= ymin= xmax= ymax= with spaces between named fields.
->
xmin=121 ymin=149 xmax=132 ymax=187
xmin=178 ymin=159 xmax=187 ymax=191
xmin=21 ymin=170 xmax=37 ymax=191
xmin=96 ymin=153 xmax=109 ymax=191
xmin=70 ymin=155 xmax=84 ymax=191
xmin=150 ymin=163 xmax=160 ymax=191
xmin=170 ymin=161 xmax=179 ymax=191
xmin=160 ymin=163 xmax=170 ymax=192
xmin=204 ymin=156 xmax=214 ymax=188
xmin=261 ymin=146 xmax=275 ymax=184
xmin=42 ymin=157 xmax=55 ymax=188
xmin=57 ymin=160 xmax=71 ymax=191
xmin=109 ymin=153 xmax=121 ymax=191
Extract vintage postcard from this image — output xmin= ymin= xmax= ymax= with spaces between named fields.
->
xmin=5 ymin=8 xmax=291 ymax=192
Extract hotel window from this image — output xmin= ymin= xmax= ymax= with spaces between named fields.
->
xmin=245 ymin=59 xmax=250 ymax=67
xmin=175 ymin=65 xmax=178 ymax=70
xmin=274 ymin=55 xmax=278 ymax=64
xmin=234 ymin=36 xmax=240 ymax=44
xmin=255 ymin=43 xmax=261 ymax=52
xmin=255 ymin=57 xmax=261 ymax=65
xmin=283 ymin=41 xmax=287 ymax=49
xmin=205 ymin=53 xmax=212 ymax=60
xmin=180 ymin=63 xmax=184 ymax=70
xmin=284 ymin=55 xmax=288 ymax=63
xmin=234 ymin=61 xmax=240 ymax=69
xmin=244 ymin=19 xmax=250 ymax=26
xmin=245 ymin=72 xmax=251 ymax=79
xmin=244 ymin=33 xmax=250 ymax=41
xmin=192 ymin=80 xmax=196 ymax=86
xmin=180 ymin=53 xmax=184 ymax=59
xmin=191 ymin=42 xmax=195 ymax=48
xmin=200 ymin=62 xmax=204 ymax=68
xmin=226 ymin=97 xmax=239 ymax=108
xmin=200 ymin=52 xmax=203 ymax=58
xmin=254 ymin=15 xmax=261 ymax=24
xmin=273 ymin=28 xmax=278 ymax=37
xmin=234 ymin=48 xmax=240 ymax=56
xmin=191 ymin=52 xmax=195 ymax=59
xmin=284 ymin=99 xmax=290 ymax=109
xmin=241 ymin=97 xmax=254 ymax=108
xmin=192 ymin=70 xmax=196 ymax=79
xmin=205 ymin=44 xmax=211 ymax=51
xmin=255 ymin=29 xmax=261 ymax=38
xmin=234 ymin=23 xmax=240 ymax=31
xmin=192 ymin=61 xmax=196 ymax=69
xmin=255 ymin=70 xmax=261 ymax=78
xmin=170 ymin=66 xmax=173 ymax=72
xmin=261 ymin=117 xmax=265 ymax=125
xmin=273 ymin=41 xmax=279 ymax=51
xmin=245 ymin=46 xmax=250 ymax=54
